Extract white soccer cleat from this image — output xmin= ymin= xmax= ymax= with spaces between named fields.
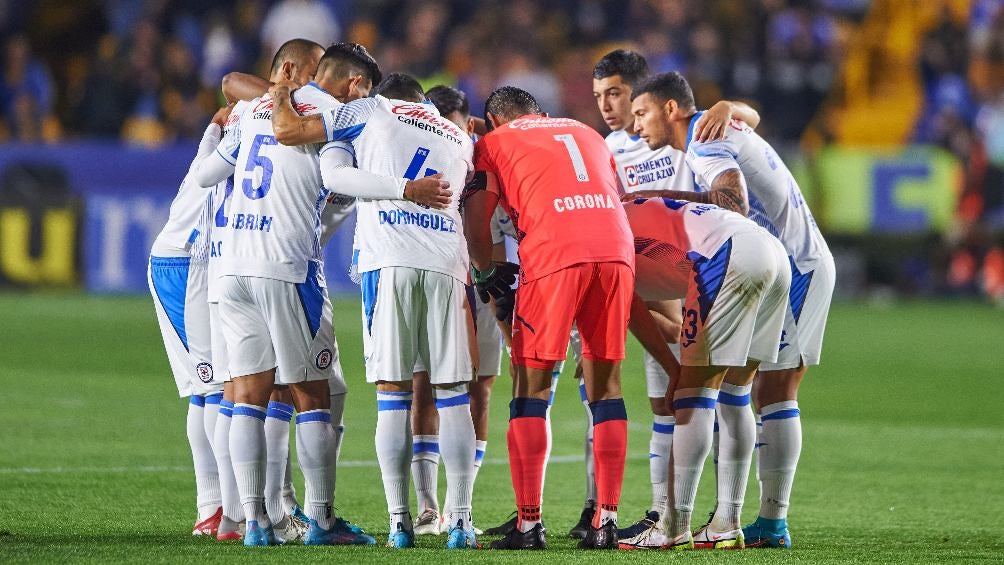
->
xmin=692 ymin=524 xmax=744 ymax=549
xmin=662 ymin=530 xmax=695 ymax=550
xmin=414 ymin=508 xmax=441 ymax=536
xmin=274 ymin=514 xmax=310 ymax=543
xmin=617 ymin=521 xmax=668 ymax=550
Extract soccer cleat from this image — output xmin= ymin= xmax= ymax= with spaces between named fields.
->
xmin=446 ymin=519 xmax=480 ymax=549
xmin=742 ymin=517 xmax=791 ymax=548
xmin=617 ymin=521 xmax=667 ymax=550
xmin=243 ymin=520 xmax=285 ymax=546
xmin=692 ymin=524 xmax=744 ymax=549
xmin=304 ymin=518 xmax=377 ymax=545
xmin=488 ymin=523 xmax=546 ymax=550
xmin=386 ymin=522 xmax=416 ymax=548
xmin=577 ymin=520 xmax=618 ymax=549
xmin=192 ymin=506 xmax=222 ymax=536
xmin=216 ymin=516 xmax=244 ymax=541
xmin=289 ymin=505 xmax=310 ymax=525
xmin=274 ymin=515 xmax=309 ymax=543
xmin=335 ymin=516 xmax=369 ymax=537
xmin=568 ymin=506 xmax=595 ymax=539
xmin=483 ymin=511 xmax=517 ymax=535
xmin=616 ymin=509 xmax=659 ymax=540
xmin=414 ymin=508 xmax=441 ymax=535
xmin=661 ymin=530 xmax=695 ymax=550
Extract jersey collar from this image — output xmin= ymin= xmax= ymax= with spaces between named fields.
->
xmin=685 ymin=111 xmax=704 ymax=150
xmin=305 ymin=81 xmax=330 ymax=95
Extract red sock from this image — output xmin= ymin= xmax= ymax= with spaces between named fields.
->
xmin=590 ymin=398 xmax=628 ymax=527
xmin=508 ymin=398 xmax=549 ymax=529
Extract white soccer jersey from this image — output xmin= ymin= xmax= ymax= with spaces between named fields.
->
xmin=607 ymin=129 xmax=694 ymax=194
xmin=200 ymin=84 xmax=340 ymax=284
xmin=323 ymin=96 xmax=474 ymax=282
xmin=205 ymin=100 xmax=249 ymax=301
xmin=490 ymin=206 xmax=516 ymax=245
xmin=685 ymin=114 xmax=828 ymax=272
xmin=151 ymin=124 xmax=223 ymax=260
xmin=624 ymin=196 xmax=763 ymax=301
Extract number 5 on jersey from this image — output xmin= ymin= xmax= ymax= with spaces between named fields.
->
xmin=243 ymin=134 xmax=276 ymax=199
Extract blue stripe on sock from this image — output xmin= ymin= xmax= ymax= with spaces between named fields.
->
xmin=435 ymin=393 xmax=471 ymax=409
xmin=548 ymin=390 xmax=556 ymax=406
xmin=475 ymin=449 xmax=485 ymax=462
xmin=761 ymin=408 xmax=800 ymax=421
xmin=266 ymin=401 xmax=294 ymax=421
xmin=378 ymin=391 xmax=413 ymax=396
xmin=377 ymin=399 xmax=412 ymax=411
xmin=578 ymin=381 xmax=587 ymax=403
xmin=717 ymin=391 xmax=751 ymax=406
xmin=296 ymin=411 xmax=331 ymax=424
xmin=652 ymin=422 xmax=675 ymax=434
xmin=189 ymin=395 xmax=206 ymax=407
xmin=589 ymin=398 xmax=627 ymax=425
xmin=232 ymin=406 xmax=266 ymax=421
xmin=204 ymin=393 xmax=223 ymax=405
xmin=219 ymin=399 xmax=234 ymax=417
xmin=413 ymin=441 xmax=440 ymax=454
xmin=673 ymin=396 xmax=716 ymax=410
xmin=510 ymin=397 xmax=548 ymax=420
xmin=649 ymin=453 xmax=660 ymax=459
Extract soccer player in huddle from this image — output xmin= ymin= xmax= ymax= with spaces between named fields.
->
xmin=630 ymin=71 xmax=835 ymax=549
xmin=587 ymin=48 xmax=764 ymax=543
xmin=463 ymin=86 xmax=649 ymax=550
xmin=270 ymin=73 xmax=480 ymax=550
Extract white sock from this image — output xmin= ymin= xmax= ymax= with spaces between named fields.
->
xmin=203 ymin=393 xmax=222 ymax=451
xmin=411 ymin=435 xmax=440 ymax=513
xmin=665 ymin=387 xmax=718 ymax=537
xmin=649 ymin=414 xmax=675 ymax=515
xmin=376 ymin=391 xmax=413 ymax=529
xmin=230 ymin=403 xmax=268 ymax=525
xmin=214 ymin=400 xmax=242 ymax=522
xmin=330 ymin=392 xmax=346 ymax=462
xmin=579 ymin=379 xmax=596 ymax=509
xmin=472 ymin=439 xmax=487 ymax=483
xmin=282 ymin=455 xmax=298 ymax=513
xmin=757 ymin=401 xmax=801 ymax=520
xmin=264 ymin=400 xmax=293 ymax=524
xmin=435 ymin=385 xmax=476 ymax=531
xmin=187 ymin=396 xmax=221 ymax=520
xmin=712 ymin=382 xmax=755 ymax=531
xmin=296 ymin=409 xmax=336 ymax=529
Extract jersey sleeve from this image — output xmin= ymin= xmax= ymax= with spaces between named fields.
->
xmin=192 ymin=119 xmax=240 ymax=188
xmin=319 ymin=140 xmax=406 ymax=200
xmin=323 ymin=97 xmax=379 ymax=143
xmin=472 ymin=137 xmax=496 ymax=175
xmin=687 ymin=135 xmax=741 ymax=187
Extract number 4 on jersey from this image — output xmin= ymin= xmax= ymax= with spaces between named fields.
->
xmin=404 ymin=147 xmax=439 ymax=179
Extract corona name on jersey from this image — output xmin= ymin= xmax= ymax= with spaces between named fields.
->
xmin=553 ymin=193 xmax=618 ymax=213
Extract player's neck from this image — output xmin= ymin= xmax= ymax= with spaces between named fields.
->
xmin=672 ymin=112 xmax=698 ymax=151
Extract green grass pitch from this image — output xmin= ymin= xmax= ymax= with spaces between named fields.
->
xmin=1 ymin=294 xmax=1002 ymax=563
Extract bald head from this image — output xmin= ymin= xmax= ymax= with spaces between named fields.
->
xmin=269 ymin=38 xmax=324 ymax=86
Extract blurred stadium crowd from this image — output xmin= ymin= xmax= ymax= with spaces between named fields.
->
xmin=1 ymin=0 xmax=1003 ymax=300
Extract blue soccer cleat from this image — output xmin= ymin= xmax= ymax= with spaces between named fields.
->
xmin=446 ymin=520 xmax=479 ymax=549
xmin=336 ymin=515 xmax=368 ymax=536
xmin=303 ymin=518 xmax=376 ymax=545
xmin=742 ymin=517 xmax=792 ymax=549
xmin=243 ymin=520 xmax=285 ymax=546
xmin=290 ymin=505 xmax=310 ymax=524
xmin=387 ymin=521 xmax=416 ymax=548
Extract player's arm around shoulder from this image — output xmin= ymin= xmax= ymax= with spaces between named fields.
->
xmin=269 ymin=83 xmax=327 ymax=146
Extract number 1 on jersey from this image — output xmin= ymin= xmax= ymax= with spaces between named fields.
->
xmin=553 ymin=134 xmax=589 ymax=182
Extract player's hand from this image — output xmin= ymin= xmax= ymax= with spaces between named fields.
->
xmin=404 ymin=173 xmax=452 ymax=209
xmin=492 ymin=291 xmax=515 ymax=325
xmin=268 ymin=79 xmax=296 ymax=100
xmin=211 ymin=104 xmax=234 ymax=128
xmin=621 ymin=190 xmax=669 ymax=202
xmin=664 ymin=380 xmax=677 ymax=415
xmin=472 ymin=261 xmax=519 ymax=304
xmin=694 ymin=101 xmax=734 ymax=142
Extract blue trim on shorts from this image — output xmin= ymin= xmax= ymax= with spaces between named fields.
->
xmin=296 ymin=261 xmax=325 ymax=338
xmin=692 ymin=239 xmax=732 ymax=325
xmin=361 ymin=270 xmax=380 ymax=335
xmin=150 ymin=255 xmax=192 ymax=351
xmin=787 ymin=256 xmax=814 ymax=323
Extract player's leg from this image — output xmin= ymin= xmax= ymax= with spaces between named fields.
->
xmin=411 ymin=369 xmax=442 ymax=535
xmin=745 ymin=249 xmax=832 ymax=549
xmin=263 ymin=386 xmax=294 ymax=531
xmin=209 ymin=303 xmax=242 ymax=540
xmin=566 ymin=326 xmax=598 ymax=540
xmin=364 ymin=268 xmax=419 ymax=547
xmin=576 ymin=262 xmax=633 ymax=550
xmin=471 ymin=294 xmax=503 ymax=485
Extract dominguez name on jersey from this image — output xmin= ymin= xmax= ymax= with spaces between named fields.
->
xmin=378 ymin=209 xmax=456 ymax=232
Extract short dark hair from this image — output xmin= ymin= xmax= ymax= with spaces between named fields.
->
xmin=270 ymin=38 xmax=324 ymax=75
xmin=593 ymin=49 xmax=650 ymax=88
xmin=316 ymin=42 xmax=382 ymax=87
xmin=630 ymin=71 xmax=696 ymax=110
xmin=374 ymin=73 xmax=426 ymax=102
xmin=484 ymin=85 xmax=541 ymax=127
xmin=426 ymin=85 xmax=469 ymax=118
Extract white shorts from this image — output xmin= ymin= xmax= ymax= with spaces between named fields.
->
xmin=680 ymin=230 xmax=790 ymax=367
xmin=643 ymin=342 xmax=680 ymax=398
xmin=208 ymin=302 xmax=231 ymax=383
xmin=218 ymin=263 xmax=337 ymax=386
xmin=759 ymin=252 xmax=836 ymax=371
xmin=149 ymin=257 xmax=223 ymax=397
xmin=361 ymin=267 xmax=475 ymax=385
xmin=475 ymin=297 xmax=504 ymax=377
